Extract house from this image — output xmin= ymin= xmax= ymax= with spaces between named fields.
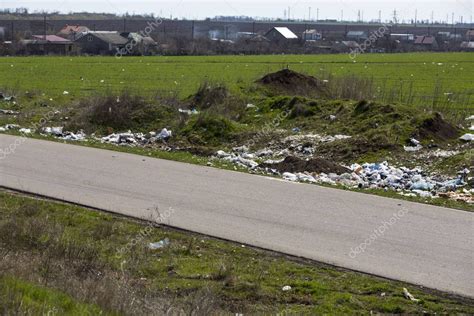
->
xmin=19 ymin=35 xmax=75 ymax=55
xmin=466 ymin=30 xmax=474 ymax=41
xmin=346 ymin=31 xmax=368 ymax=41
xmin=302 ymin=29 xmax=322 ymax=41
xmin=414 ymin=36 xmax=438 ymax=49
xmin=120 ymin=32 xmax=158 ymax=55
xmin=390 ymin=33 xmax=414 ymax=42
xmin=57 ymin=25 xmax=90 ymax=40
xmin=265 ymin=27 xmax=298 ymax=43
xmin=74 ymin=31 xmax=128 ymax=55
xmin=460 ymin=41 xmax=474 ymax=51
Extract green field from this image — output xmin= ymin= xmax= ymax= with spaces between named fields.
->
xmin=0 ymin=53 xmax=473 ymax=108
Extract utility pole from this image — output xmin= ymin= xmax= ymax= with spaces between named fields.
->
xmin=288 ymin=7 xmax=291 ymax=21
xmin=316 ymin=8 xmax=319 ymax=22
xmin=341 ymin=10 xmax=344 ymax=22
xmin=431 ymin=11 xmax=434 ymax=24
xmin=43 ymin=15 xmax=46 ymax=40
xmin=414 ymin=9 xmax=417 ymax=25
xmin=123 ymin=18 xmax=126 ymax=32
xmin=191 ymin=20 xmax=194 ymax=40
xmin=11 ymin=21 xmax=14 ymax=42
xmin=308 ymin=7 xmax=311 ymax=21
xmin=379 ymin=10 xmax=382 ymax=23
xmin=452 ymin=12 xmax=454 ymax=25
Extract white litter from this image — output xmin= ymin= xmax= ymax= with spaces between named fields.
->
xmin=157 ymin=128 xmax=172 ymax=140
xmin=19 ymin=128 xmax=32 ymax=134
xmin=460 ymin=134 xmax=474 ymax=142
xmin=148 ymin=238 xmax=170 ymax=250
xmin=63 ymin=91 xmax=69 ymax=95
xmin=403 ymin=288 xmax=420 ymax=302
xmin=282 ymin=285 xmax=292 ymax=292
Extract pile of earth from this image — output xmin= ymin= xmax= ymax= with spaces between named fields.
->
xmin=415 ymin=112 xmax=459 ymax=141
xmin=256 ymin=69 xmax=329 ymax=97
xmin=260 ymin=156 xmax=350 ymax=174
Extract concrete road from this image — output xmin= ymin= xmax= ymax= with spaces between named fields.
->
xmin=0 ymin=134 xmax=473 ymax=297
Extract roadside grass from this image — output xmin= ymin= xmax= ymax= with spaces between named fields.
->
xmin=0 ymin=276 xmax=106 ymax=315
xmin=0 ymin=190 xmax=473 ymax=314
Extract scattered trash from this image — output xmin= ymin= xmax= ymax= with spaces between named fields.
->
xmin=460 ymin=134 xmax=474 ymax=142
xmin=42 ymin=127 xmax=86 ymax=141
xmin=63 ymin=91 xmax=69 ymax=95
xmin=466 ymin=115 xmax=474 ymax=121
xmin=19 ymin=128 xmax=32 ymax=134
xmin=292 ymin=127 xmax=301 ymax=133
xmin=0 ymin=93 xmax=15 ymax=102
xmin=0 ymin=109 xmax=20 ymax=115
xmin=148 ymin=238 xmax=170 ymax=250
xmin=157 ymin=128 xmax=172 ymax=141
xmin=178 ymin=108 xmax=199 ymax=115
xmin=404 ymin=145 xmax=423 ymax=152
xmin=246 ymin=103 xmax=257 ymax=109
xmin=403 ymin=288 xmax=420 ymax=302
xmin=329 ymin=115 xmax=337 ymax=121
xmin=282 ymin=285 xmax=292 ymax=292
xmin=42 ymin=126 xmax=64 ymax=136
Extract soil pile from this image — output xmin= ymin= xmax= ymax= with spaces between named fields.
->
xmin=416 ymin=113 xmax=459 ymax=141
xmin=256 ymin=69 xmax=328 ymax=97
xmin=261 ymin=156 xmax=350 ymax=174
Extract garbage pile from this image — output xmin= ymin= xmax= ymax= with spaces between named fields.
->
xmin=213 ymin=145 xmax=473 ymax=203
xmin=0 ymin=124 xmax=20 ymax=132
xmin=41 ymin=127 xmax=87 ymax=141
xmin=100 ymin=128 xmax=172 ymax=145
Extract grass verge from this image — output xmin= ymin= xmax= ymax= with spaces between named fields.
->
xmin=0 ymin=190 xmax=473 ymax=314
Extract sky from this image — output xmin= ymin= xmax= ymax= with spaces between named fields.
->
xmin=2 ymin=0 xmax=473 ymax=23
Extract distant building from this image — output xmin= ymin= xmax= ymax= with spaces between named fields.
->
xmin=302 ymin=29 xmax=322 ymax=41
xmin=265 ymin=27 xmax=298 ymax=43
xmin=120 ymin=32 xmax=158 ymax=55
xmin=0 ymin=27 xmax=4 ymax=42
xmin=57 ymin=25 xmax=91 ymax=41
xmin=414 ymin=36 xmax=438 ymax=49
xmin=346 ymin=31 xmax=368 ymax=41
xmin=466 ymin=29 xmax=474 ymax=41
xmin=74 ymin=31 xmax=128 ymax=55
xmin=460 ymin=41 xmax=474 ymax=51
xmin=390 ymin=33 xmax=414 ymax=42
xmin=19 ymin=35 xmax=75 ymax=55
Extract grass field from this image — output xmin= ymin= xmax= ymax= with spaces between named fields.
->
xmin=1 ymin=190 xmax=473 ymax=314
xmin=0 ymin=53 xmax=473 ymax=108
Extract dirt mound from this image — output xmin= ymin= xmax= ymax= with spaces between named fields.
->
xmin=261 ymin=156 xmax=350 ymax=174
xmin=256 ymin=69 xmax=328 ymax=97
xmin=416 ymin=113 xmax=459 ymax=141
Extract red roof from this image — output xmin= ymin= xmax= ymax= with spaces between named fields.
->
xmin=32 ymin=35 xmax=72 ymax=43
xmin=414 ymin=36 xmax=435 ymax=45
xmin=59 ymin=25 xmax=90 ymax=34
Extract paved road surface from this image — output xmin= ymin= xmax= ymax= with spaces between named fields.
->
xmin=0 ymin=135 xmax=473 ymax=297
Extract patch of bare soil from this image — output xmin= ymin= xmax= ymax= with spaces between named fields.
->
xmin=416 ymin=112 xmax=459 ymax=141
xmin=261 ymin=156 xmax=350 ymax=174
xmin=256 ymin=69 xmax=329 ymax=97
